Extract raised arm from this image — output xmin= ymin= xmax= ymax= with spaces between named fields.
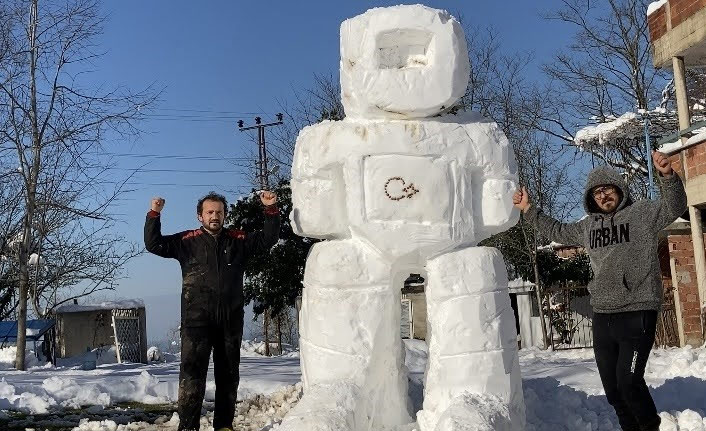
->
xmin=243 ymin=191 xmax=281 ymax=256
xmin=646 ymin=151 xmax=688 ymax=231
xmin=514 ymin=187 xmax=585 ymax=246
xmin=144 ymin=197 xmax=182 ymax=259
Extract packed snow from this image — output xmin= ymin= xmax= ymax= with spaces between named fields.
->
xmin=2 ymin=341 xmax=706 ymax=429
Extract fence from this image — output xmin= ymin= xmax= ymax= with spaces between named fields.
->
xmin=543 ymin=285 xmax=594 ymax=350
xmin=543 ymin=284 xmax=682 ymax=350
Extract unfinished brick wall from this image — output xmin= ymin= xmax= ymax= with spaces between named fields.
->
xmin=648 ymin=3 xmax=668 ymax=41
xmin=684 ymin=142 xmax=706 ymax=178
xmin=667 ymin=233 xmax=706 ymax=346
xmin=668 ymin=0 xmax=706 ymax=28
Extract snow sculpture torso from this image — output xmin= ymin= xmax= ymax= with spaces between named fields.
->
xmin=281 ymin=5 xmax=526 ymax=431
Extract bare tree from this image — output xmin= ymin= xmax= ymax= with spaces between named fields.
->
xmin=0 ymin=0 xmax=156 ymax=370
xmin=540 ymin=0 xmax=670 ymax=193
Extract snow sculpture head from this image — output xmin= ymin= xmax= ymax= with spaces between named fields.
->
xmin=340 ymin=5 xmax=470 ymax=119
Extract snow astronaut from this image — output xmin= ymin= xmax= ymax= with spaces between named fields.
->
xmin=281 ymin=5 xmax=525 ymax=431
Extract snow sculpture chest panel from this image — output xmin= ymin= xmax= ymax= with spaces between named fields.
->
xmin=363 ymin=155 xmax=451 ymax=224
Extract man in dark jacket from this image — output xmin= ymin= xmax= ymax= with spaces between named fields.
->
xmin=145 ymin=191 xmax=280 ymax=431
xmin=513 ymin=151 xmax=687 ymax=431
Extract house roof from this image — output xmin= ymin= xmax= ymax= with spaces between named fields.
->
xmin=55 ymin=299 xmax=145 ymax=314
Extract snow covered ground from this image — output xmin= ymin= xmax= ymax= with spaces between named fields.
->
xmin=2 ymin=341 xmax=706 ymax=430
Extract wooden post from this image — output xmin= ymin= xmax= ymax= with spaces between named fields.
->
xmin=673 ymin=56 xmax=706 ymax=339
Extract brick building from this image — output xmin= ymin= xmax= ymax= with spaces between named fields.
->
xmin=648 ymin=0 xmax=706 ymax=346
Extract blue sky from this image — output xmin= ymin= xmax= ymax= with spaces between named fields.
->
xmin=87 ymin=1 xmax=577 ymax=340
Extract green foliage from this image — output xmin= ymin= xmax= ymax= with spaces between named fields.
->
xmin=481 ymin=220 xmax=592 ymax=287
xmin=225 ymin=180 xmax=316 ymax=317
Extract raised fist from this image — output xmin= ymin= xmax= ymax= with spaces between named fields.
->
xmin=151 ymin=197 xmax=165 ymax=213
xmin=512 ymin=187 xmax=531 ymax=213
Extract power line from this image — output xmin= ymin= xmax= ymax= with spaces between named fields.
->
xmin=105 ymin=168 xmax=244 ymax=173
xmin=105 ymin=152 xmax=251 ymax=162
xmin=150 ymin=108 xmax=275 ymax=115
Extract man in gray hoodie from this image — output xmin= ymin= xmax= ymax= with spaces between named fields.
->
xmin=513 ymin=151 xmax=687 ymax=431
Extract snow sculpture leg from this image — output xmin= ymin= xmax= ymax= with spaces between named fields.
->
xmin=418 ymin=247 xmax=525 ymax=431
xmin=279 ymin=239 xmax=412 ymax=431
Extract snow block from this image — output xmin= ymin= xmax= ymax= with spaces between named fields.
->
xmin=340 ymin=5 xmax=470 ymax=119
xmin=290 ymin=115 xmax=519 ymax=261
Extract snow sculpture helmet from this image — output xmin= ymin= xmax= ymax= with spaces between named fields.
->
xmin=340 ymin=5 xmax=471 ymax=119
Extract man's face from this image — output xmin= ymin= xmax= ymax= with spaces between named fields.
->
xmin=592 ymin=185 xmax=620 ymax=214
xmin=198 ymin=199 xmax=225 ymax=233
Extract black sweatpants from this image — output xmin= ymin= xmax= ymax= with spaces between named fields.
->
xmin=592 ymin=310 xmax=660 ymax=431
xmin=177 ymin=314 xmax=244 ymax=431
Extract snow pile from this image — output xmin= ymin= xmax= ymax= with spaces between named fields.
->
xmin=147 ymin=346 xmax=163 ymax=363
xmin=0 ymin=346 xmax=47 ymax=370
xmin=241 ymin=340 xmax=299 ymax=357
xmin=55 ymin=345 xmax=118 ymax=368
xmin=236 ymin=383 xmax=303 ymax=430
xmin=0 ymin=378 xmax=54 ymax=413
xmin=0 ymin=370 xmax=173 ymax=414
xmin=72 ymin=412 xmax=180 ymax=431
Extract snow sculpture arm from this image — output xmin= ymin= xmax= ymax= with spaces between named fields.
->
xmin=289 ymin=122 xmax=349 ymax=239
xmin=468 ymin=119 xmax=520 ymax=239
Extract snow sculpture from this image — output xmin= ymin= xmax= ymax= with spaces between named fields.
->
xmin=282 ymin=5 xmax=525 ymax=431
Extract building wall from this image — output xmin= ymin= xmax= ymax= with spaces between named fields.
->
xmin=667 ymin=233 xmax=706 ymax=345
xmin=56 ymin=308 xmax=148 ymax=363
xmin=648 ymin=0 xmax=706 ymax=68
xmin=56 ymin=310 xmax=114 ymax=358
xmin=401 ymin=293 xmax=427 ymax=340
xmin=668 ymin=0 xmax=706 ymax=28
xmin=516 ymin=293 xmax=545 ymax=349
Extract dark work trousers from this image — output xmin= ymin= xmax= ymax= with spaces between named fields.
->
xmin=592 ymin=310 xmax=660 ymax=431
xmin=177 ymin=313 xmax=244 ymax=431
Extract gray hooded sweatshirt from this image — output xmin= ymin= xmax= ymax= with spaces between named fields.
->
xmin=524 ymin=166 xmax=687 ymax=313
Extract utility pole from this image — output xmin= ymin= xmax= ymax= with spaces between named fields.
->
xmin=238 ymin=113 xmax=284 ymax=190
xmin=237 ymin=113 xmax=284 ymax=357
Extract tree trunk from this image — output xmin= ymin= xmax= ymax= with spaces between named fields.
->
xmin=16 ymin=0 xmax=41 ymax=371
xmin=277 ymin=313 xmax=283 ymax=355
xmin=263 ymin=308 xmax=270 ymax=357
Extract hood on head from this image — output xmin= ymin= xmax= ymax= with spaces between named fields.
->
xmin=584 ymin=165 xmax=632 ymax=214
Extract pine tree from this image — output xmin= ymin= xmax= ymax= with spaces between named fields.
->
xmin=225 ymin=180 xmax=317 ymax=354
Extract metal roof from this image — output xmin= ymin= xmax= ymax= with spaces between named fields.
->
xmin=0 ymin=319 xmax=55 ymax=342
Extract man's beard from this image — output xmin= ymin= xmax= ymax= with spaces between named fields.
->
xmin=203 ymin=220 xmax=222 ymax=233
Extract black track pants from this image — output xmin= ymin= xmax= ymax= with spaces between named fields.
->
xmin=592 ymin=310 xmax=660 ymax=431
xmin=177 ymin=314 xmax=243 ymax=431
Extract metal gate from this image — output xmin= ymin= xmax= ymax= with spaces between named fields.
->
xmin=400 ymin=298 xmax=412 ymax=339
xmin=111 ymin=309 xmax=141 ymax=363
xmin=656 ymin=288 xmax=680 ymax=347
xmin=544 ymin=285 xmax=594 ymax=350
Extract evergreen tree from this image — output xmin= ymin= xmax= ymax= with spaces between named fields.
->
xmin=225 ymin=180 xmax=317 ymax=318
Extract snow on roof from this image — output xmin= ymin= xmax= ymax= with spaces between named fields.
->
xmin=685 ymin=130 xmax=706 ymax=147
xmin=56 ymin=299 xmax=145 ymax=313
xmin=508 ymin=278 xmax=535 ymax=288
xmin=657 ymin=139 xmax=682 ymax=154
xmin=537 ymin=241 xmax=566 ymax=251
xmin=657 ymin=128 xmax=706 ymax=154
xmin=574 ymin=112 xmax=638 ymax=148
xmin=647 ymin=0 xmax=667 ymax=16
xmin=573 ymin=110 xmax=705 ymax=150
